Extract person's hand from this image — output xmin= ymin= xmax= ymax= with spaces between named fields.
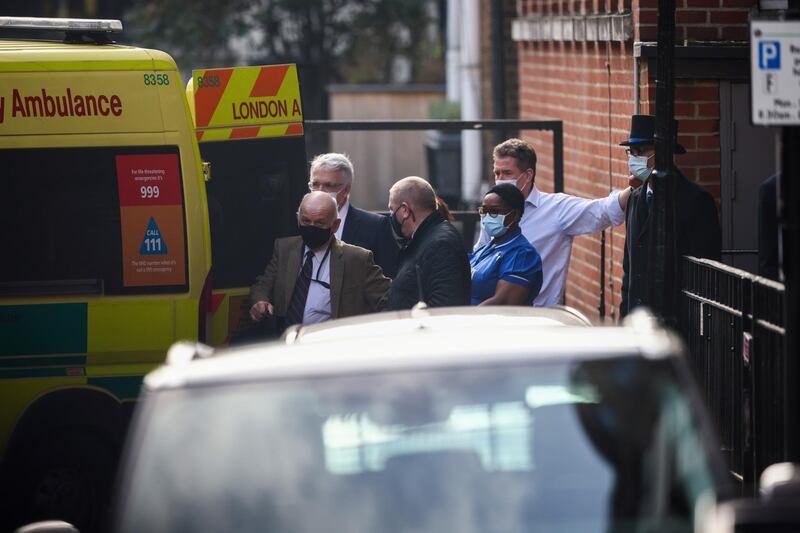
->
xmin=249 ymin=300 xmax=274 ymax=322
xmin=628 ymin=174 xmax=644 ymax=189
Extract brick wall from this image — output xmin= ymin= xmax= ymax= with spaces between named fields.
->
xmin=513 ymin=0 xmax=753 ymax=322
xmin=636 ymin=0 xmax=753 ymax=42
xmin=518 ymin=38 xmax=633 ymax=321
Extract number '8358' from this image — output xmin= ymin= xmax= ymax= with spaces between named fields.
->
xmin=196 ymin=75 xmax=220 ymax=88
xmin=144 ymin=73 xmax=170 ymax=86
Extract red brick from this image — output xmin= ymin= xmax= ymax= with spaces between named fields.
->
xmin=638 ymin=24 xmax=658 ymax=40
xmin=721 ymin=26 xmax=749 ymax=40
xmin=696 ymin=135 xmax=720 ymax=149
xmin=685 ymin=25 xmax=720 ymax=40
xmin=697 ymin=102 xmax=720 ymax=117
xmin=681 ymin=118 xmax=719 ymax=133
xmin=676 ymin=85 xmax=719 ymax=102
xmin=637 ymin=8 xmax=659 ymax=23
xmin=678 ymin=135 xmax=697 ymax=149
xmin=686 ymin=0 xmax=720 ymax=6
xmin=677 ymin=150 xmax=720 ymax=165
xmin=675 ymin=102 xmax=697 ymax=117
xmin=677 ymin=10 xmax=709 ymax=23
xmin=710 ymin=10 xmax=749 ymax=24
xmin=699 ymin=166 xmax=721 ymax=180
xmin=721 ymin=0 xmax=757 ymax=7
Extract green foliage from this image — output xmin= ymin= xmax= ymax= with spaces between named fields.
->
xmin=123 ymin=0 xmax=444 ymax=118
xmin=124 ymin=0 xmax=253 ymax=69
xmin=429 ymin=100 xmax=460 ymax=120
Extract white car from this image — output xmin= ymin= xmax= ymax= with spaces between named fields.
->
xmin=112 ymin=306 xmax=736 ymax=533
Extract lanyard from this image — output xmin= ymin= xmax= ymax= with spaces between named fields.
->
xmin=302 ymin=244 xmax=332 ymax=290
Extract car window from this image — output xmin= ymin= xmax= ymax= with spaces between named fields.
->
xmin=116 ymin=357 xmax=721 ymax=533
xmin=0 ymin=145 xmax=188 ymax=295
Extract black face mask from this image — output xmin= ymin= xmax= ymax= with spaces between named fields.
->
xmin=298 ymin=224 xmax=332 ymax=249
xmin=390 ymin=204 xmax=412 ymax=241
xmin=389 ymin=210 xmax=405 ymax=239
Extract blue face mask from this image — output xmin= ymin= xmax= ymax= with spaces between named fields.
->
xmin=480 ymin=212 xmax=509 ymax=238
xmin=628 ymin=154 xmax=652 ymax=181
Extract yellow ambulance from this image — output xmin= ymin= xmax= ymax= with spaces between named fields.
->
xmin=0 ymin=17 xmax=212 ymax=532
xmin=186 ymin=64 xmax=307 ymax=344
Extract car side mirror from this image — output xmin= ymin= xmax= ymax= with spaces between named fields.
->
xmin=14 ymin=520 xmax=79 ymax=533
xmin=702 ymin=463 xmax=800 ymax=532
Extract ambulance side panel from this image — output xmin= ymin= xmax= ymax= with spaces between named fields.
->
xmin=0 ymin=45 xmax=211 ymax=531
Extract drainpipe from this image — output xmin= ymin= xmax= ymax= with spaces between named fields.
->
xmin=490 ymin=0 xmax=507 ymax=144
xmin=446 ymin=0 xmax=461 ymax=102
xmin=633 ymin=55 xmax=641 ymax=114
xmin=460 ymin=0 xmax=483 ymax=205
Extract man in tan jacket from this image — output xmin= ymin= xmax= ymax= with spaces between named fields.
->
xmin=249 ymin=192 xmax=390 ymax=331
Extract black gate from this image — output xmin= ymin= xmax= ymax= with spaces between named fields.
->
xmin=681 ymin=256 xmax=786 ymax=494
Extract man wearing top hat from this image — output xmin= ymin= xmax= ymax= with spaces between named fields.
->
xmin=619 ymin=114 xmax=722 ymax=318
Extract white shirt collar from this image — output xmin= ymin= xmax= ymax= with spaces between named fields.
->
xmin=526 ymin=183 xmax=541 ymax=207
xmin=334 ymin=199 xmax=350 ymax=241
xmin=303 ymin=243 xmax=330 ymax=261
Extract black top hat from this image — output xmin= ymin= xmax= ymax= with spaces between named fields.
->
xmin=619 ymin=114 xmax=686 ymax=154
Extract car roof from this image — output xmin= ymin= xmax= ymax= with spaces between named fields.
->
xmin=146 ymin=307 xmax=680 ymax=391
xmin=283 ymin=305 xmax=593 ymax=344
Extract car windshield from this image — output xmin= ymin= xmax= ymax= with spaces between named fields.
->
xmin=116 ymin=356 xmax=721 ymax=533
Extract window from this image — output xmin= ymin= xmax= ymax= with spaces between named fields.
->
xmin=118 ymin=357 xmax=723 ymax=533
xmin=200 ymin=137 xmax=308 ymax=289
xmin=0 ymin=146 xmax=188 ymax=295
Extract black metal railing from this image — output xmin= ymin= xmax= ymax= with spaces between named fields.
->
xmin=304 ymin=119 xmax=565 ymax=193
xmin=681 ymin=256 xmax=785 ymax=494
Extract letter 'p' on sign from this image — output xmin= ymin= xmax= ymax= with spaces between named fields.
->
xmin=759 ymin=41 xmax=781 ymax=70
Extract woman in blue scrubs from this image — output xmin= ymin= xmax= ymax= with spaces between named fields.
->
xmin=470 ymin=183 xmax=543 ymax=305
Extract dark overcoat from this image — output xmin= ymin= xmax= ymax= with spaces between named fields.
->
xmin=620 ymin=169 xmax=721 ymax=318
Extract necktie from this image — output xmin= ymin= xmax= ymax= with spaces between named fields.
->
xmin=285 ymin=250 xmax=314 ymax=325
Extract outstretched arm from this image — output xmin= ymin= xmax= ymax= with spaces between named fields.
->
xmin=559 ymin=189 xmax=627 ymax=237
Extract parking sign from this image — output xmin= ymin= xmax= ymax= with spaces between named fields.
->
xmin=751 ymin=20 xmax=800 ymax=125
xmin=758 ymin=41 xmax=780 ymax=69
xmin=750 ymin=20 xmax=800 ymax=126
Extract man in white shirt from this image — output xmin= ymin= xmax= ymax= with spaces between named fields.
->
xmin=475 ymin=138 xmax=632 ymax=307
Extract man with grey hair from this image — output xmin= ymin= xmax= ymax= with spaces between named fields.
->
xmin=309 ymin=152 xmax=399 ymax=277
xmin=249 ymin=191 xmax=390 ymax=332
xmin=387 ymin=176 xmax=471 ymax=310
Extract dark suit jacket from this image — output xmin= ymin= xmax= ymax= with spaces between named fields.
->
xmin=341 ymin=205 xmax=399 ymax=278
xmin=250 ymin=236 xmax=390 ymax=321
xmin=620 ymin=169 xmax=721 ymax=318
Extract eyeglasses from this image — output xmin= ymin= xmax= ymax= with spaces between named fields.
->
xmin=478 ymin=206 xmax=512 ymax=218
xmin=308 ymin=180 xmax=345 ymax=193
xmin=625 ymin=147 xmax=654 ymax=157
